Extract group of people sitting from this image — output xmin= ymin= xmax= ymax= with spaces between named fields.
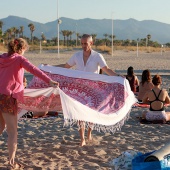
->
xmin=126 ymin=66 xmax=170 ymax=122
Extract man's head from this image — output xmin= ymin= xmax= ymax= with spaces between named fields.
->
xmin=81 ymin=34 xmax=93 ymax=52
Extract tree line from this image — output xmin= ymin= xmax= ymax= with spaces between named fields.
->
xmin=0 ymin=20 xmax=168 ymax=48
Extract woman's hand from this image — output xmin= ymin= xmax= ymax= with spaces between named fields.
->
xmin=49 ymin=80 xmax=59 ymax=87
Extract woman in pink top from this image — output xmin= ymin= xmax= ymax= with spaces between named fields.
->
xmin=138 ymin=69 xmax=154 ymax=102
xmin=0 ymin=38 xmax=59 ymax=169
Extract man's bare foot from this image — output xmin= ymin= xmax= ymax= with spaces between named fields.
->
xmin=87 ymin=127 xmax=92 ymax=141
xmin=87 ymin=134 xmax=92 ymax=141
xmin=87 ymin=136 xmax=92 ymax=141
xmin=79 ymin=139 xmax=86 ymax=146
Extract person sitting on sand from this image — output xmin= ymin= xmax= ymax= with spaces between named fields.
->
xmin=138 ymin=69 xmax=154 ymax=102
xmin=22 ymin=76 xmax=57 ymax=118
xmin=142 ymin=74 xmax=170 ymax=122
xmin=126 ymin=66 xmax=139 ymax=93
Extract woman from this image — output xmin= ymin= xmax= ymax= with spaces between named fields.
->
xmin=138 ymin=69 xmax=154 ymax=102
xmin=142 ymin=74 xmax=170 ymax=121
xmin=0 ymin=38 xmax=59 ymax=169
xmin=126 ymin=66 xmax=139 ymax=93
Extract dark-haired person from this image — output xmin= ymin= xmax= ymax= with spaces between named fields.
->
xmin=142 ymin=74 xmax=170 ymax=122
xmin=126 ymin=66 xmax=139 ymax=93
xmin=0 ymin=38 xmax=59 ymax=169
xmin=64 ymin=34 xmax=121 ymax=146
xmin=138 ymin=69 xmax=154 ymax=102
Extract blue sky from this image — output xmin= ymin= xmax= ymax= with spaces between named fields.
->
xmin=1 ymin=0 xmax=170 ymax=24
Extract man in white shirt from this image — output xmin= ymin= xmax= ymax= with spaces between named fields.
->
xmin=65 ymin=34 xmax=120 ymax=146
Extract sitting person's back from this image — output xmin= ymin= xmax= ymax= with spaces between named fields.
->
xmin=126 ymin=66 xmax=139 ymax=93
xmin=148 ymin=89 xmax=166 ymax=111
xmin=142 ymin=74 xmax=170 ymax=121
xmin=138 ymin=69 xmax=154 ymax=101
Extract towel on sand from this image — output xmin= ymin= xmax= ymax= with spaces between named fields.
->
xmin=138 ymin=117 xmax=170 ymax=124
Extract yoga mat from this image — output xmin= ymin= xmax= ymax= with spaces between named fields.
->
xmin=144 ymin=143 xmax=170 ymax=162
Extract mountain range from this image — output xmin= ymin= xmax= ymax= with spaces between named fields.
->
xmin=1 ymin=15 xmax=170 ymax=44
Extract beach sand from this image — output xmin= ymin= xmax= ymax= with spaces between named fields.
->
xmin=0 ymin=49 xmax=170 ymax=169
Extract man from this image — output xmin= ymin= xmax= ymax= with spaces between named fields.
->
xmin=64 ymin=34 xmax=120 ymax=146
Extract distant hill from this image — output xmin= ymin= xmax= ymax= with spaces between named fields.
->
xmin=1 ymin=15 xmax=170 ymax=44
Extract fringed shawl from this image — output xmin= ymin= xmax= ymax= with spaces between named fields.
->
xmin=18 ymin=64 xmax=137 ymax=133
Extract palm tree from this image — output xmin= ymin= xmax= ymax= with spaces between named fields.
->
xmin=109 ymin=35 xmax=116 ymax=46
xmin=65 ymin=30 xmax=74 ymax=46
xmin=61 ymin=30 xmax=68 ymax=46
xmin=0 ymin=20 xmax=4 ymax=36
xmin=66 ymin=30 xmax=71 ymax=46
xmin=69 ymin=31 xmax=74 ymax=46
xmin=11 ymin=27 xmax=17 ymax=38
xmin=122 ymin=39 xmax=131 ymax=46
xmin=76 ymin=33 xmax=80 ymax=46
xmin=15 ymin=28 xmax=20 ymax=38
xmin=103 ymin=33 xmax=108 ymax=46
xmin=147 ymin=34 xmax=151 ymax=46
xmin=91 ymin=34 xmax=97 ymax=45
xmin=5 ymin=28 xmax=13 ymax=41
xmin=28 ymin=23 xmax=35 ymax=44
xmin=19 ymin=26 xmax=24 ymax=37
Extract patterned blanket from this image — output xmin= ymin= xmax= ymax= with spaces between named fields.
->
xmin=18 ymin=64 xmax=137 ymax=133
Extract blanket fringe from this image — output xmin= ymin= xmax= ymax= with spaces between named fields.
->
xmin=63 ymin=109 xmax=131 ymax=133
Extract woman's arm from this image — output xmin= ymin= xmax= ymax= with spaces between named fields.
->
xmin=135 ymin=76 xmax=139 ymax=86
xmin=21 ymin=57 xmax=59 ymax=87
xmin=149 ymin=82 xmax=154 ymax=89
xmin=142 ymin=91 xmax=150 ymax=104
xmin=164 ymin=91 xmax=170 ymax=104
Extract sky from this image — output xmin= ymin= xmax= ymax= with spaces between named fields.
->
xmin=0 ymin=0 xmax=170 ymax=24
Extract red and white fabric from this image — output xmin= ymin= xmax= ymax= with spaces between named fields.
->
xmin=18 ymin=64 xmax=137 ymax=133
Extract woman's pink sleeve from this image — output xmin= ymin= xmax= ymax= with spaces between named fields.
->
xmin=21 ymin=57 xmax=51 ymax=83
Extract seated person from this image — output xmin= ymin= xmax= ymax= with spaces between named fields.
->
xmin=138 ymin=69 xmax=154 ymax=102
xmin=142 ymin=74 xmax=170 ymax=122
xmin=126 ymin=66 xmax=139 ymax=93
xmin=21 ymin=111 xmax=49 ymax=118
xmin=22 ymin=77 xmax=57 ymax=118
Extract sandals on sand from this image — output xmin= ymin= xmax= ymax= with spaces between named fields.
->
xmin=7 ymin=162 xmax=25 ymax=170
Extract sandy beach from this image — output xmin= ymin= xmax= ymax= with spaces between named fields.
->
xmin=0 ymin=49 xmax=170 ymax=169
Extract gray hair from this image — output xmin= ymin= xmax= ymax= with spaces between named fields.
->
xmin=81 ymin=34 xmax=93 ymax=41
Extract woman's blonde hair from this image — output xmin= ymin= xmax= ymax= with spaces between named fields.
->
xmin=7 ymin=38 xmax=29 ymax=55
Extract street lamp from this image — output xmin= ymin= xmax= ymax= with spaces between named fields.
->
xmin=111 ymin=13 xmax=114 ymax=57
xmin=57 ymin=0 xmax=62 ymax=58
xmin=137 ymin=38 xmax=139 ymax=57
xmin=161 ymin=44 xmax=163 ymax=55
xmin=75 ymin=23 xmax=77 ymax=48
xmin=40 ymin=32 xmax=43 ymax=54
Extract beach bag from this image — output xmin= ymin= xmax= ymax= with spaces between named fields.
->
xmin=132 ymin=151 xmax=170 ymax=170
xmin=109 ymin=150 xmax=142 ymax=170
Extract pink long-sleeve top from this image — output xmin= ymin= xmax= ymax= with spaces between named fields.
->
xmin=0 ymin=53 xmax=51 ymax=101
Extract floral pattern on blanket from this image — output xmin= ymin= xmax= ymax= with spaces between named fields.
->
xmin=28 ymin=72 xmax=128 ymax=114
xmin=18 ymin=93 xmax=62 ymax=112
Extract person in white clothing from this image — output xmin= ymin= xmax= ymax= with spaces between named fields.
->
xmin=65 ymin=34 xmax=120 ymax=146
xmin=67 ymin=49 xmax=107 ymax=73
